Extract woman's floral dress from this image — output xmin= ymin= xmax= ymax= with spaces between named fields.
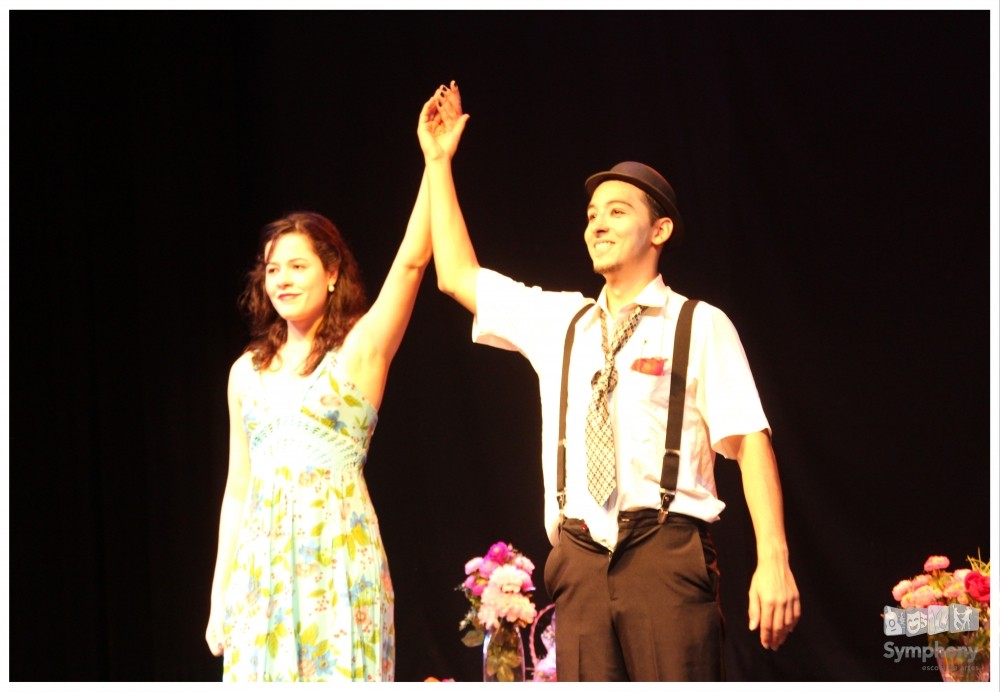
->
xmin=222 ymin=351 xmax=394 ymax=681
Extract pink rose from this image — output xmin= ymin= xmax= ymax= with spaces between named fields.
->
xmin=892 ymin=579 xmax=913 ymax=602
xmin=465 ymin=557 xmax=484 ymax=576
xmin=911 ymin=585 xmax=941 ymax=608
xmin=924 ymin=555 xmax=950 ymax=571
xmin=943 ymin=579 xmax=967 ymax=600
xmin=514 ymin=555 xmax=536 ymax=574
xmin=910 ymin=574 xmax=931 ymax=588
xmin=965 ymin=571 xmax=990 ymax=603
xmin=464 ymin=575 xmax=486 ymax=597
xmin=486 ymin=542 xmax=510 ymax=564
xmin=479 ymin=559 xmax=499 ymax=577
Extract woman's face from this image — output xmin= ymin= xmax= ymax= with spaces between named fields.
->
xmin=263 ymin=232 xmax=337 ymax=331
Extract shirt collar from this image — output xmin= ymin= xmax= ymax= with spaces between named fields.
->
xmin=593 ymin=275 xmax=671 ymax=322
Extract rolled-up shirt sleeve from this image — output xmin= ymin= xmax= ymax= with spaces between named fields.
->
xmin=472 ymin=268 xmax=588 ymax=365
xmin=694 ymin=308 xmax=771 ymax=459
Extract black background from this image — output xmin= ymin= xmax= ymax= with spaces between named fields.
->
xmin=7 ymin=8 xmax=995 ymax=683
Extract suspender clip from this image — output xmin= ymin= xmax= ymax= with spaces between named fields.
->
xmin=658 ymin=488 xmax=676 ymax=524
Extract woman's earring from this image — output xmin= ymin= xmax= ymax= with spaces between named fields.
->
xmin=328 ymin=283 xmax=336 ymax=293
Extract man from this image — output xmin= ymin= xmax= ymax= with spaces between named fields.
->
xmin=418 ymin=82 xmax=800 ymax=681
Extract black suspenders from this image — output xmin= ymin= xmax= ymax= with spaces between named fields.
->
xmin=659 ymin=298 xmax=699 ymax=522
xmin=556 ymin=299 xmax=700 ymax=524
xmin=556 ymin=302 xmax=596 ymax=515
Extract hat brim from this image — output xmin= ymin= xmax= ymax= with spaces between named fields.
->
xmin=585 ymin=171 xmax=685 ymax=248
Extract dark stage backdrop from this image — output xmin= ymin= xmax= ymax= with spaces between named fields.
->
xmin=8 ymin=9 xmax=994 ymax=683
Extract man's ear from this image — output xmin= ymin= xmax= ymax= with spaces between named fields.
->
xmin=651 ymin=217 xmax=674 ymax=248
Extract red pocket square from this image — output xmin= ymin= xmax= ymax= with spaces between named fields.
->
xmin=631 ymin=357 xmax=667 ymax=376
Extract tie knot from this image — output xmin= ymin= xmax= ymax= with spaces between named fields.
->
xmin=600 ymin=304 xmax=645 ymax=358
xmin=592 ymin=304 xmax=644 ymax=397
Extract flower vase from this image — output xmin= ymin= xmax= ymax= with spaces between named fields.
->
xmin=483 ymin=621 xmax=526 ymax=682
xmin=934 ymin=647 xmax=990 ymax=682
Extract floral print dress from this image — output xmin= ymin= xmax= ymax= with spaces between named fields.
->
xmin=222 ymin=351 xmax=394 ymax=681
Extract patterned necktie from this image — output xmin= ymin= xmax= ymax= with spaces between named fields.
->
xmin=585 ymin=304 xmax=644 ymax=506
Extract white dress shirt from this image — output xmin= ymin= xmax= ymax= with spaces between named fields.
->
xmin=473 ymin=268 xmax=771 ymax=550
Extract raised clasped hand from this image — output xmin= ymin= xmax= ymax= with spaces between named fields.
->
xmin=417 ymin=80 xmax=469 ymax=161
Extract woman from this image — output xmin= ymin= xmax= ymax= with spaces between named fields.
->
xmin=205 ymin=95 xmax=451 ymax=679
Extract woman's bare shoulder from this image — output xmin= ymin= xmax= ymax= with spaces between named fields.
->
xmin=228 ymin=351 xmax=256 ymax=393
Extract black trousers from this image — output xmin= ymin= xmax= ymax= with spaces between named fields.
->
xmin=543 ymin=509 xmax=725 ymax=681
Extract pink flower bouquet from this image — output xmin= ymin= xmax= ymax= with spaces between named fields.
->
xmin=891 ymin=554 xmax=991 ymax=610
xmin=458 ymin=541 xmax=537 ymax=647
xmin=888 ymin=552 xmax=990 ymax=680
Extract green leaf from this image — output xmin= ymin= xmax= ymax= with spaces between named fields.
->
xmin=461 ymin=629 xmax=485 ymax=648
xmin=500 ymin=649 xmax=521 ymax=667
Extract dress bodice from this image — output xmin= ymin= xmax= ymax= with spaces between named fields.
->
xmin=241 ymin=351 xmax=379 ymax=474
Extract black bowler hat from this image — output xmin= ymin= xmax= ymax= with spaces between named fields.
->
xmin=585 ymin=161 xmax=685 ymax=248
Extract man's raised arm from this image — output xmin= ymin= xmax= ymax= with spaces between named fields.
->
xmin=417 ymin=81 xmax=479 ymax=314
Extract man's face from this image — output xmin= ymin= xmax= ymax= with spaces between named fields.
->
xmin=584 ymin=180 xmax=667 ymax=277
